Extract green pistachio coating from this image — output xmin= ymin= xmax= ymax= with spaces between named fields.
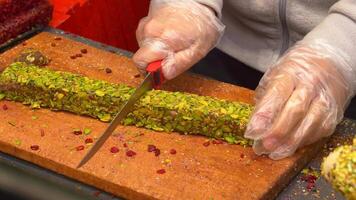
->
xmin=321 ymin=138 xmax=356 ymax=200
xmin=0 ymin=62 xmax=253 ymax=145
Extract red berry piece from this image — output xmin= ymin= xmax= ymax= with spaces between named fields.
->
xmin=123 ymin=143 xmax=128 ymax=148
xmin=154 ymin=149 xmax=161 ymax=157
xmin=73 ymin=130 xmax=82 ymax=135
xmin=30 ymin=145 xmax=39 ymax=151
xmin=147 ymin=144 xmax=156 ymax=152
xmin=76 ymin=145 xmax=85 ymax=151
xmin=126 ymin=150 xmax=136 ymax=157
xmin=2 ymin=104 xmax=8 ymax=110
xmin=93 ymin=191 xmax=100 ymax=197
xmin=40 ymin=129 xmax=45 ymax=137
xmin=85 ymin=138 xmax=93 ymax=144
xmin=212 ymin=139 xmax=223 ymax=145
xmin=156 ymin=169 xmax=166 ymax=174
xmin=306 ymin=182 xmax=315 ymax=191
xmin=81 ymin=49 xmax=88 ymax=54
xmin=110 ymin=147 xmax=119 ymax=153
xmin=105 ymin=68 xmax=112 ymax=74
xmin=203 ymin=141 xmax=210 ymax=147
xmin=170 ymin=149 xmax=177 ymax=155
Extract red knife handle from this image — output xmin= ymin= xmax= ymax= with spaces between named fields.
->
xmin=146 ymin=60 xmax=165 ymax=89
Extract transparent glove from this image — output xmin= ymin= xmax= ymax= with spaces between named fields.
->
xmin=133 ymin=0 xmax=225 ymax=80
xmin=245 ymin=42 xmax=356 ymax=160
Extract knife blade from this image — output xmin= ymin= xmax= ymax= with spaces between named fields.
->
xmin=76 ymin=61 xmax=164 ymax=168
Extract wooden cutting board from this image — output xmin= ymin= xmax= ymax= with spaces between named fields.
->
xmin=0 ymin=32 xmax=325 ymax=200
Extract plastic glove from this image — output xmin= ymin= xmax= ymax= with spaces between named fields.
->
xmin=133 ymin=0 xmax=225 ymax=80
xmin=245 ymin=41 xmax=356 ymax=160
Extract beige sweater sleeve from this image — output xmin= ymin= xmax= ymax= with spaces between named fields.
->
xmin=193 ymin=0 xmax=223 ymax=18
xmin=302 ymin=0 xmax=356 ymax=92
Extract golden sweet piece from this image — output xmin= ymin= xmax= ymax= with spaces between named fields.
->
xmin=0 ymin=62 xmax=253 ymax=145
xmin=322 ymin=138 xmax=356 ymax=200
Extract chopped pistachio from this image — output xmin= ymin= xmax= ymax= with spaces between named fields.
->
xmin=84 ymin=128 xmax=92 ymax=135
xmin=0 ymin=93 xmax=5 ymax=100
xmin=95 ymin=90 xmax=106 ymax=97
xmin=162 ymin=159 xmax=171 ymax=165
xmin=99 ymin=114 xmax=111 ymax=122
xmin=31 ymin=115 xmax=38 ymax=120
xmin=302 ymin=167 xmax=320 ymax=178
xmin=224 ymin=135 xmax=236 ymax=144
xmin=14 ymin=139 xmax=22 ymax=146
xmin=30 ymin=102 xmax=41 ymax=109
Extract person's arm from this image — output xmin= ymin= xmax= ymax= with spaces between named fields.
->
xmin=245 ymin=0 xmax=356 ymax=160
xmin=132 ymin=0 xmax=224 ymax=80
xmin=193 ymin=0 xmax=223 ymax=18
xmin=302 ymin=0 xmax=356 ymax=87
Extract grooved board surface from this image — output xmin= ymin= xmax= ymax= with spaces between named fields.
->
xmin=0 ymin=32 xmax=325 ymax=200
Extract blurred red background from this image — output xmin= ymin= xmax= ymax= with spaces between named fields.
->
xmin=49 ymin=0 xmax=150 ymax=52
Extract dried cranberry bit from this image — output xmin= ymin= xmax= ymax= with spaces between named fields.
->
xmin=123 ymin=143 xmax=128 ymax=148
xmin=306 ymin=182 xmax=315 ymax=191
xmin=154 ymin=149 xmax=161 ymax=157
xmin=105 ymin=68 xmax=112 ymax=74
xmin=240 ymin=153 xmax=245 ymax=159
xmin=156 ymin=169 xmax=166 ymax=174
xmin=147 ymin=144 xmax=156 ymax=152
xmin=70 ymin=55 xmax=76 ymax=59
xmin=51 ymin=43 xmax=56 ymax=47
xmin=93 ymin=191 xmax=101 ymax=197
xmin=22 ymin=42 xmax=27 ymax=46
xmin=301 ymin=174 xmax=318 ymax=191
xmin=212 ymin=139 xmax=223 ymax=145
xmin=134 ymin=74 xmax=141 ymax=78
xmin=81 ymin=49 xmax=88 ymax=54
xmin=54 ymin=37 xmax=62 ymax=41
xmin=88 ymin=95 xmax=95 ymax=100
xmin=2 ymin=104 xmax=8 ymax=110
xmin=170 ymin=149 xmax=177 ymax=155
xmin=30 ymin=145 xmax=39 ymax=151
xmin=76 ymin=53 xmax=83 ymax=58
xmin=73 ymin=130 xmax=82 ymax=135
xmin=40 ymin=129 xmax=45 ymax=137
xmin=203 ymin=141 xmax=210 ymax=147
xmin=76 ymin=145 xmax=85 ymax=151
xmin=110 ymin=147 xmax=119 ymax=153
xmin=126 ymin=150 xmax=136 ymax=157
xmin=85 ymin=138 xmax=93 ymax=144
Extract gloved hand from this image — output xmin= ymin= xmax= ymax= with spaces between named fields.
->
xmin=245 ymin=42 xmax=356 ymax=160
xmin=133 ymin=0 xmax=225 ymax=80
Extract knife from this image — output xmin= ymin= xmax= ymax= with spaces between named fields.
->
xmin=76 ymin=60 xmax=164 ymax=168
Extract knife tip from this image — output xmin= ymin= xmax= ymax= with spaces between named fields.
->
xmin=76 ymin=160 xmax=86 ymax=169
